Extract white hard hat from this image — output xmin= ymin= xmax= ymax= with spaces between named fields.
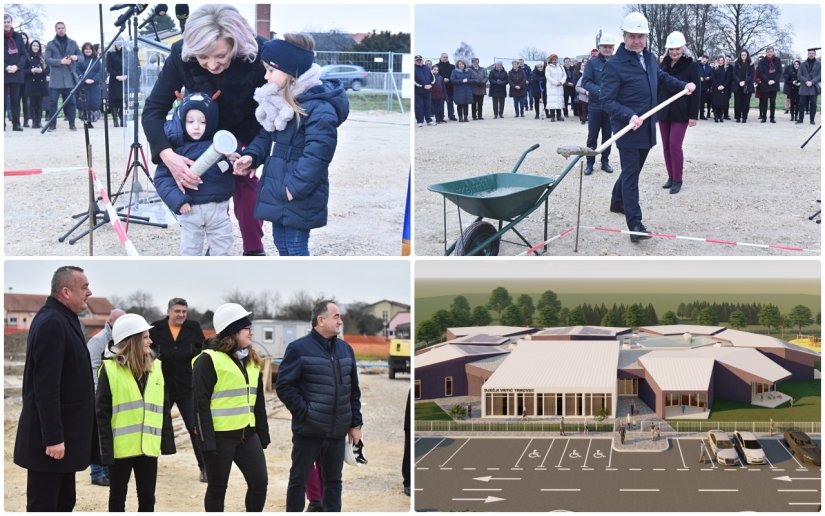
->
xmin=344 ymin=438 xmax=368 ymax=467
xmin=599 ymin=34 xmax=618 ymax=46
xmin=213 ymin=303 xmax=252 ymax=335
xmin=665 ymin=31 xmax=686 ymax=49
xmin=112 ymin=314 xmax=153 ymax=347
xmin=621 ymin=12 xmax=650 ymax=34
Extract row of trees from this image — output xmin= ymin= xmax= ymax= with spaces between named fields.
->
xmin=417 ymin=287 xmax=820 ymax=345
xmin=107 ymin=290 xmax=386 ymax=335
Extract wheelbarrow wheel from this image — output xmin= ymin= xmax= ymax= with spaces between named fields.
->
xmin=455 ymin=221 xmax=501 ymax=256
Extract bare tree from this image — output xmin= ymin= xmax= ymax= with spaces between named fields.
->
xmin=5 ymin=4 xmax=46 ymax=40
xmin=276 ymin=290 xmax=332 ymax=322
xmin=681 ymin=4 xmax=717 ymax=57
xmin=454 ymin=41 xmax=475 ymax=64
xmin=222 ymin=290 xmax=274 ymax=319
xmin=342 ymin=302 xmax=385 ymax=336
xmin=710 ymin=4 xmax=793 ymax=57
xmin=123 ymin=290 xmax=163 ymax=322
xmin=520 ymin=46 xmax=547 ymax=62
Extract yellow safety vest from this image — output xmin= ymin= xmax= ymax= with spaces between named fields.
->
xmin=103 ymin=359 xmax=165 ymax=459
xmin=194 ymin=350 xmax=259 ymax=431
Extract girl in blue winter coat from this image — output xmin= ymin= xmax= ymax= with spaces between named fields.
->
xmin=234 ymin=34 xmax=349 ymax=256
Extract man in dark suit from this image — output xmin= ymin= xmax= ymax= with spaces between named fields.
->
xmin=149 ymin=297 xmax=207 ymax=481
xmin=601 ymin=11 xmax=695 ymax=242
xmin=14 ymin=265 xmax=99 ymax=511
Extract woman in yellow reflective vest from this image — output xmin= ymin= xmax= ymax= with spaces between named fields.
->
xmin=95 ymin=314 xmax=175 ymax=512
xmin=193 ymin=303 xmax=270 ymax=511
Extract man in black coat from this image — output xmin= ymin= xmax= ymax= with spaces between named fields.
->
xmin=4 ymin=14 xmax=27 ymax=131
xmin=149 ymin=297 xmax=206 ymax=481
xmin=437 ymin=53 xmax=456 ymax=121
xmin=756 ymin=47 xmax=782 ymax=123
xmin=14 ymin=265 xmax=99 ymax=511
xmin=276 ymin=300 xmax=363 ymax=512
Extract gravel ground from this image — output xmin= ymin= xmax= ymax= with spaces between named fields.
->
xmin=4 ymin=368 xmax=412 ymax=512
xmin=3 ymin=111 xmax=409 ymax=256
xmin=414 ymin=97 xmax=821 ymax=256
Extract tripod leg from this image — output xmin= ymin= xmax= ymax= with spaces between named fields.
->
xmin=68 ymin=218 xmax=110 ymax=245
xmin=59 ymin=214 xmax=91 ymax=242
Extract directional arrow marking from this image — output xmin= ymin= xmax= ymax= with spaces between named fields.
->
xmin=474 ymin=476 xmax=521 ymax=482
xmin=774 ymin=476 xmax=821 ymax=482
xmin=451 ymin=496 xmax=506 ymax=504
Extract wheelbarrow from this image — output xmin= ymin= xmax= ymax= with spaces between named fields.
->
xmin=428 ymin=143 xmax=576 ymax=255
xmin=428 ymin=87 xmax=694 ymax=256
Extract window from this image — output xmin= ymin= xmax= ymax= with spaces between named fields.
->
xmin=414 ymin=380 xmax=421 ymax=400
xmin=7 ymin=316 xmax=17 ymax=325
xmin=263 ymin=328 xmax=273 ymax=342
xmin=445 ymin=377 xmax=453 ymax=397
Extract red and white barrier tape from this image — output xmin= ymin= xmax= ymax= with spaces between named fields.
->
xmin=87 ymin=167 xmax=140 ymax=256
xmin=517 ymin=225 xmax=819 ymax=255
xmin=4 ymin=167 xmax=86 ymax=176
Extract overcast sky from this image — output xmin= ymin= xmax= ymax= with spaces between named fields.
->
xmin=416 ymin=259 xmax=821 ymax=281
xmin=5 ymin=259 xmax=410 ymax=313
xmin=23 ymin=3 xmax=410 ymax=51
xmin=415 ymin=3 xmax=821 ymax=63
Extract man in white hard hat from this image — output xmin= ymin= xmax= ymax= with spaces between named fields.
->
xmin=14 ymin=266 xmax=98 ymax=511
xmin=601 ymin=11 xmax=696 ymax=242
xmin=581 ymin=33 xmax=618 ymax=175
xmin=276 ymin=300 xmax=363 ymax=512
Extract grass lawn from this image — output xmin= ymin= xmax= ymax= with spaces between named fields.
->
xmin=415 ymin=401 xmax=453 ymax=421
xmin=703 ymin=380 xmax=820 ymax=422
xmin=346 ymin=91 xmax=410 ymax=112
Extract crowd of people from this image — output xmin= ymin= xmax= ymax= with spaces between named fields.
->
xmin=13 ymin=265 xmax=391 ymax=512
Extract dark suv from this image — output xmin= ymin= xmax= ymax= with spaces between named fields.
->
xmin=320 ymin=65 xmax=369 ymax=91
xmin=784 ymin=430 xmax=821 ymax=466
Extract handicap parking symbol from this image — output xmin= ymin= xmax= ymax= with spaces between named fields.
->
xmin=569 ymin=450 xmax=581 ymax=459
xmin=528 ymin=449 xmax=541 ymax=459
xmin=593 ymin=450 xmax=606 ymax=459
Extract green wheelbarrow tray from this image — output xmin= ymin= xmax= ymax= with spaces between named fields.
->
xmin=427 ymin=143 xmax=583 ymax=256
xmin=427 ymin=173 xmax=557 ymax=221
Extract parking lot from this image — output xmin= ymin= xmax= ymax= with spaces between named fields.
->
xmin=414 ymin=436 xmax=821 ymax=512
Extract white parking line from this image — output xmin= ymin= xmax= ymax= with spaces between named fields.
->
xmin=441 ymin=467 xmax=453 ymax=470
xmin=439 ymin=439 xmax=470 ymax=468
xmin=778 ymin=440 xmax=806 ymax=468
xmin=416 ymin=467 xmax=429 ymax=470
xmin=464 ymin=468 xmax=476 ymax=471
xmin=558 ymin=468 xmax=571 ymax=471
xmin=789 ymin=503 xmax=821 ymax=506
xmin=606 ymin=468 xmax=618 ymax=471
xmin=620 ymin=489 xmax=659 ymax=492
xmin=462 ymin=488 xmax=502 ymax=492
xmin=676 ymin=439 xmax=687 ymax=469
xmin=487 ymin=468 xmax=500 ymax=471
xmin=777 ymin=489 xmax=819 ymax=492
xmin=582 ymin=439 xmax=593 ymax=468
xmin=556 ymin=440 xmax=570 ymax=468
xmin=653 ymin=468 xmax=666 ymax=471
xmin=699 ymin=489 xmax=739 ymax=492
xmin=514 ymin=439 xmax=534 ymax=468
xmin=415 ymin=438 xmax=446 ymax=465
xmin=541 ymin=489 xmax=581 ymax=492
xmin=608 ymin=441 xmax=613 ymax=468
xmin=629 ymin=468 xmax=642 ymax=471
xmin=539 ymin=439 xmax=555 ymax=468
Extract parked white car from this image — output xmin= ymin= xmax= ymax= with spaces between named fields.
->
xmin=707 ymin=430 xmax=738 ymax=466
xmin=734 ymin=431 xmax=767 ymax=464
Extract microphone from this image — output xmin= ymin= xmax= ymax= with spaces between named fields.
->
xmin=138 ymin=4 xmax=168 ymax=29
xmin=175 ymin=4 xmax=189 ymax=32
xmin=113 ymin=4 xmax=147 ymax=27
xmin=189 ymin=130 xmax=238 ymax=177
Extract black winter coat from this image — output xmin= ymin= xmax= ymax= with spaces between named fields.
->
xmin=192 ymin=350 xmax=270 ymax=452
xmin=488 ymin=67 xmax=509 ymax=97
xmin=106 ymin=49 xmax=124 ymax=101
xmin=530 ymin=67 xmax=547 ymax=97
xmin=141 ymin=36 xmax=267 ymax=164
xmin=437 ymin=60 xmax=455 ymax=94
xmin=24 ymin=54 xmax=49 ymax=97
xmin=275 ymin=329 xmax=363 ymax=439
xmin=508 ymin=68 xmax=528 ymax=97
xmin=658 ymin=55 xmax=701 ymax=121
xmin=757 ymin=57 xmax=782 ymax=92
xmin=711 ymin=66 xmax=732 ymax=107
xmin=14 ymin=297 xmax=100 ymax=473
xmin=4 ymin=29 xmax=27 ymax=85
xmin=731 ymin=60 xmax=755 ymax=94
xmin=95 ymin=360 xmax=176 ymax=465
xmin=149 ymin=317 xmax=204 ymax=402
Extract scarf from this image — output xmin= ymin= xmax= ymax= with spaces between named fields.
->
xmin=253 ymin=63 xmax=322 ymax=132
xmin=5 ymin=30 xmax=18 ymax=55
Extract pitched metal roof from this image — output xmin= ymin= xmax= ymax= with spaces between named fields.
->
xmin=414 ymin=344 xmax=511 ymax=369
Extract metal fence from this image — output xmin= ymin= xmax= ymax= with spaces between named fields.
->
xmin=315 ymin=51 xmax=409 ymax=112
xmin=415 ymin=420 xmax=821 ymax=434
